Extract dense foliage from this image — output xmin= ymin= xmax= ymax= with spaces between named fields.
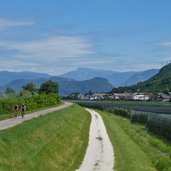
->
xmin=111 ymin=63 xmax=171 ymax=93
xmin=0 ymin=80 xmax=60 ymax=115
xmin=0 ymin=93 xmax=60 ymax=115
xmin=22 ymin=82 xmax=38 ymax=95
xmin=39 ymin=80 xmax=59 ymax=94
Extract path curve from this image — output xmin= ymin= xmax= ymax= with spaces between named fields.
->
xmin=76 ymin=108 xmax=114 ymax=171
xmin=0 ymin=102 xmax=72 ymax=131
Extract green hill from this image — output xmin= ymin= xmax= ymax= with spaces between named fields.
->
xmin=112 ymin=64 xmax=171 ymax=93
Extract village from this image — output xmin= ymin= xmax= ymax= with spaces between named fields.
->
xmin=66 ymin=92 xmax=171 ymax=102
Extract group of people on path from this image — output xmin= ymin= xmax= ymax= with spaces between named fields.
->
xmin=13 ymin=104 xmax=26 ymax=118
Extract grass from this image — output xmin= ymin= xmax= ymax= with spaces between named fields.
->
xmin=0 ymin=102 xmax=63 ymax=121
xmin=0 ymin=104 xmax=91 ymax=171
xmin=97 ymin=110 xmax=171 ymax=171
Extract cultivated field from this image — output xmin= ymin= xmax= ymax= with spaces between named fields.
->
xmin=74 ymin=100 xmax=171 ymax=114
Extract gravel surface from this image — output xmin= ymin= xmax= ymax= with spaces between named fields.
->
xmin=76 ymin=108 xmax=114 ymax=171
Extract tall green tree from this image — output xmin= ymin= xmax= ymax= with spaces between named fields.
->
xmin=39 ymin=80 xmax=59 ymax=94
xmin=22 ymin=82 xmax=37 ymax=95
xmin=5 ymin=87 xmax=16 ymax=95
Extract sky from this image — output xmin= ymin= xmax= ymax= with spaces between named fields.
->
xmin=0 ymin=0 xmax=171 ymax=75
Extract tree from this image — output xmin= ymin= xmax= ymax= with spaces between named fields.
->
xmin=22 ymin=82 xmax=37 ymax=95
xmin=39 ymin=80 xmax=59 ymax=94
xmin=5 ymin=87 xmax=16 ymax=95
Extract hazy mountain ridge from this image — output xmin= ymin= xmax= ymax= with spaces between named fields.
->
xmin=125 ymin=69 xmax=159 ymax=86
xmin=61 ymin=68 xmax=159 ymax=87
xmin=0 ymin=68 xmax=160 ymax=95
xmin=0 ymin=77 xmax=113 ymax=95
xmin=0 ymin=71 xmax=51 ymax=85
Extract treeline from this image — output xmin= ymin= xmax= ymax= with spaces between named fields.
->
xmin=0 ymin=80 xmax=60 ymax=115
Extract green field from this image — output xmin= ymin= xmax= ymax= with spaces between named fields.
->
xmin=98 ymin=110 xmax=171 ymax=171
xmin=0 ymin=104 xmax=91 ymax=171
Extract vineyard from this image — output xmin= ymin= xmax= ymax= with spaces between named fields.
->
xmin=74 ymin=100 xmax=171 ymax=141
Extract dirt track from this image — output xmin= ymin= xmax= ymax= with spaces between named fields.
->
xmin=76 ymin=108 xmax=114 ymax=171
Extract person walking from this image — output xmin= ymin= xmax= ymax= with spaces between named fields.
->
xmin=21 ymin=104 xmax=26 ymax=118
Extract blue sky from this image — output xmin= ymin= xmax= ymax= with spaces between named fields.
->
xmin=0 ymin=0 xmax=171 ymax=74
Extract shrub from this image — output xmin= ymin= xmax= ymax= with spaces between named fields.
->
xmin=0 ymin=93 xmax=60 ymax=115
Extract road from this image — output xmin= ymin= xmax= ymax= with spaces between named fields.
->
xmin=76 ymin=108 xmax=114 ymax=171
xmin=0 ymin=102 xmax=71 ymax=131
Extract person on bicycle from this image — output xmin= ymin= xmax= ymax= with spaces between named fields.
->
xmin=13 ymin=104 xmax=19 ymax=117
xmin=21 ymin=104 xmax=26 ymax=118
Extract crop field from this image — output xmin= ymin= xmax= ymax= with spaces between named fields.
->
xmin=74 ymin=100 xmax=171 ymax=141
xmin=74 ymin=100 xmax=171 ymax=114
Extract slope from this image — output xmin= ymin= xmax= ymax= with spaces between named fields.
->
xmin=112 ymin=64 xmax=171 ymax=93
xmin=0 ymin=104 xmax=91 ymax=171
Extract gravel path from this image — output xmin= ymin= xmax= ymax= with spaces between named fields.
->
xmin=76 ymin=108 xmax=114 ymax=171
xmin=0 ymin=102 xmax=71 ymax=131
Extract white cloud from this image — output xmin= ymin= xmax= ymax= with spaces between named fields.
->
xmin=0 ymin=18 xmax=34 ymax=31
xmin=158 ymin=41 xmax=171 ymax=47
xmin=0 ymin=35 xmax=94 ymax=74
xmin=0 ymin=36 xmax=93 ymax=61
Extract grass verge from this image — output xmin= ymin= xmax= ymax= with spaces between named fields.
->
xmin=97 ymin=110 xmax=171 ymax=171
xmin=0 ymin=104 xmax=91 ymax=171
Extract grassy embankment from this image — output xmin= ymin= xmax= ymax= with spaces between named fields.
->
xmin=0 ymin=104 xmax=91 ymax=171
xmin=98 ymin=110 xmax=171 ymax=171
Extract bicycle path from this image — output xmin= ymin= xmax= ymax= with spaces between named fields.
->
xmin=76 ymin=108 xmax=115 ymax=171
xmin=0 ymin=102 xmax=71 ymax=131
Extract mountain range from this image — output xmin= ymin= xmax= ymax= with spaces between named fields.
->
xmin=112 ymin=63 xmax=171 ymax=93
xmin=0 ymin=67 xmax=160 ymax=95
xmin=0 ymin=71 xmax=51 ymax=86
xmin=60 ymin=68 xmax=159 ymax=87
xmin=0 ymin=77 xmax=113 ymax=95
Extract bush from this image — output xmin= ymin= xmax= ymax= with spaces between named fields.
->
xmin=0 ymin=93 xmax=60 ymax=115
xmin=155 ymin=157 xmax=171 ymax=171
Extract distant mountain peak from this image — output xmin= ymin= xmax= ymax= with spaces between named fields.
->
xmin=60 ymin=68 xmax=159 ymax=87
